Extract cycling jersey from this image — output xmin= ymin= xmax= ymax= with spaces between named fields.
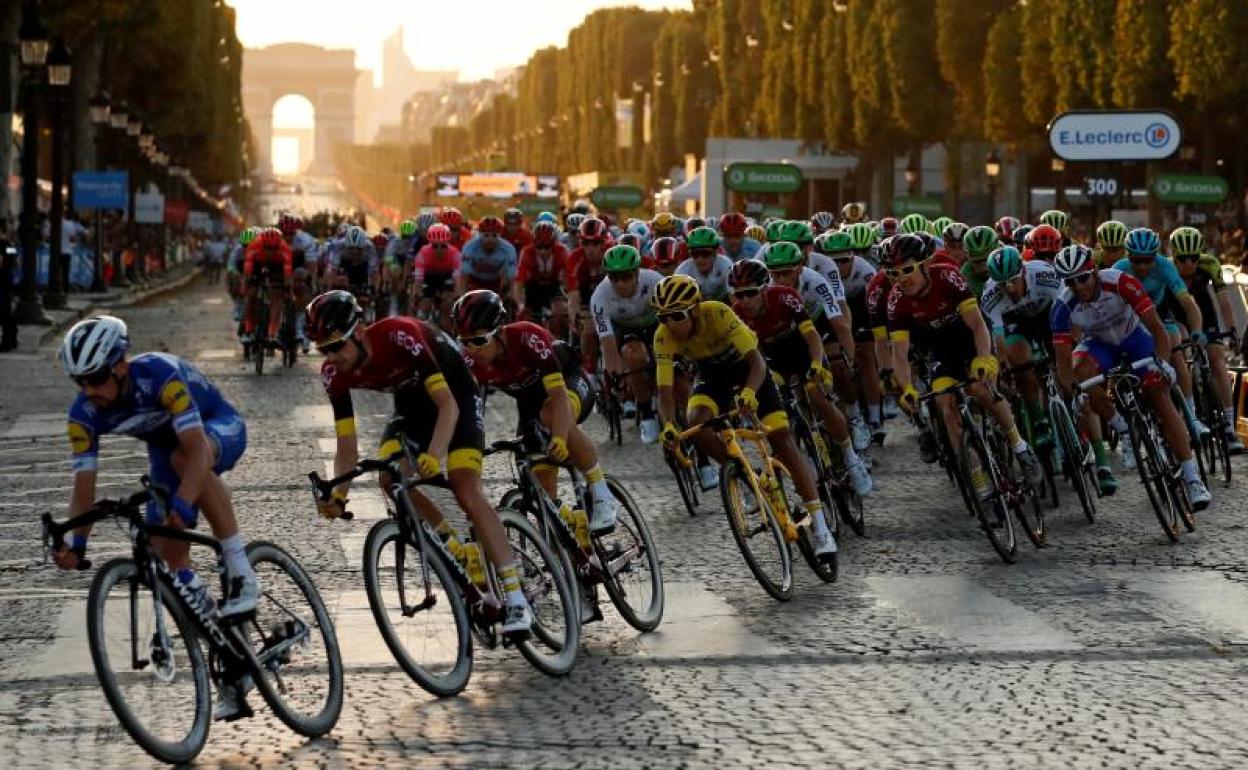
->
xmin=980 ymin=260 xmax=1062 ymax=336
xmin=960 ymin=263 xmax=988 ymax=300
xmin=329 ymin=243 xmax=379 ymax=272
xmin=590 ymin=269 xmax=662 ymax=338
xmin=413 ymin=244 xmax=462 ymax=282
xmin=459 ymin=236 xmax=518 ymax=284
xmin=287 ymin=230 xmax=318 ymax=270
xmin=337 ymin=248 xmax=375 ymax=289
xmin=653 ymin=301 xmax=757 ymax=387
xmin=227 ymin=244 xmax=247 ymax=274
xmin=243 ymin=241 xmax=292 ymax=281
xmin=1177 ymin=254 xmax=1228 ymax=334
xmin=558 ymin=233 xmax=579 ymax=251
xmin=675 ymin=254 xmax=734 ymax=301
xmin=384 ymin=235 xmax=423 ymax=269
xmin=722 ymin=237 xmax=762 ymax=262
xmin=806 ymin=253 xmax=848 ymax=302
xmin=733 ymin=285 xmax=811 ymax=345
xmin=566 ymin=247 xmax=607 ymax=296
xmin=1050 ymin=269 xmax=1153 ymax=347
xmin=791 ymin=266 xmax=841 ymax=321
xmin=516 ymin=243 xmax=569 ymax=284
xmin=503 ymin=226 xmax=534 ymax=251
xmin=467 ymin=322 xmax=593 ymax=431
xmin=838 ymin=255 xmax=877 ymax=300
xmin=865 ymin=271 xmax=892 ymax=337
xmin=1111 ymin=255 xmax=1189 ymax=310
xmin=886 ymin=263 xmax=976 ymax=345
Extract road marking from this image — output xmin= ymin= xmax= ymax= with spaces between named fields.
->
xmin=1127 ymin=572 xmax=1248 ymax=644
xmin=201 ymin=297 xmax=225 ymax=305
xmin=867 ymin=575 xmax=1083 ymax=652
xmin=636 ymin=581 xmax=789 ymax=658
xmin=329 ymin=589 xmax=460 ymax=668
xmin=197 ymin=349 xmax=236 ymax=360
xmin=292 ymin=405 xmax=333 ymax=428
xmin=28 ymin=599 xmax=94 ymax=677
xmin=2 ymin=414 xmax=67 ymax=439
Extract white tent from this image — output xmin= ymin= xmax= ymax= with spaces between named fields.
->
xmin=669 ymin=172 xmax=702 ymax=203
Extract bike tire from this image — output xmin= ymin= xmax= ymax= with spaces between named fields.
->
xmin=1051 ymin=398 xmax=1096 ymax=524
xmin=664 ymin=446 xmax=699 ymax=517
xmin=959 ymin=429 xmax=1018 ymax=564
xmin=254 ymin=301 xmax=268 ymax=376
xmin=1129 ymin=412 xmax=1181 ymax=542
xmin=777 ymin=461 xmax=839 ymax=584
xmin=1000 ymin=434 xmax=1047 ymax=549
xmin=791 ymin=418 xmax=843 ymax=541
xmin=1197 ymin=367 xmax=1233 ymax=487
xmin=497 ymin=487 xmax=584 ymax=633
xmin=825 ymin=435 xmax=866 ymax=537
xmin=595 ymin=477 xmax=665 ymax=631
xmin=502 ymin=510 xmax=581 ymax=677
xmin=87 ymin=558 xmax=211 ymax=765
xmin=242 ymin=541 xmax=344 ymax=737
xmin=362 ymin=519 xmax=472 ymax=697
xmin=719 ymin=458 xmax=794 ymax=601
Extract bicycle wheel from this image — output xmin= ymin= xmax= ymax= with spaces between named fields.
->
xmin=996 ymin=431 xmax=1046 ymax=549
xmin=1051 ymin=398 xmax=1096 ymax=524
xmin=825 ymin=436 xmax=865 ymax=537
xmin=1197 ymin=367 xmax=1233 ymax=487
xmin=791 ymin=418 xmax=843 ymax=541
xmin=87 ymin=558 xmax=210 ymax=765
xmin=664 ymin=446 xmax=699 ymax=517
xmin=501 ymin=510 xmax=581 ymax=677
xmin=241 ymin=541 xmax=343 ymax=737
xmin=594 ymin=477 xmax=665 ymax=632
xmin=497 ymin=487 xmax=582 ymax=633
xmin=363 ymin=518 xmax=472 ymax=697
xmin=777 ymin=461 xmax=838 ymax=584
xmin=282 ymin=310 xmax=298 ymax=368
xmin=719 ymin=458 xmax=794 ymax=601
xmin=959 ymin=428 xmax=1018 ymax=563
xmin=1129 ymin=413 xmax=1181 ymax=542
xmin=253 ymin=301 xmax=268 ymax=376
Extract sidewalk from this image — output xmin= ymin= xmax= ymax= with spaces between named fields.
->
xmin=10 ymin=266 xmax=201 ymax=352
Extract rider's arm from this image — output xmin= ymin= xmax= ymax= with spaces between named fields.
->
xmin=831 ymin=303 xmax=855 ymax=357
xmin=425 ymin=377 xmax=459 ymax=463
xmin=960 ymin=300 xmax=993 ymax=359
xmin=1054 ymin=339 xmax=1076 ymax=393
xmin=1141 ymin=307 xmax=1173 ymax=361
xmin=1177 ymin=291 xmax=1203 ymax=337
xmin=889 ymin=331 xmax=913 ymax=391
xmin=590 ymin=285 xmax=623 ymax=372
xmin=800 ymin=319 xmax=823 ymax=365
xmin=743 ymin=347 xmax=767 ymax=394
xmin=654 ymin=329 xmax=677 ymax=425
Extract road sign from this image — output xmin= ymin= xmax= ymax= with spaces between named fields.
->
xmin=134 ymin=191 xmax=165 ymax=224
xmin=1083 ymin=175 xmax=1119 ymax=200
xmin=591 ymin=186 xmax=645 ymax=209
xmin=1151 ymin=174 xmax=1228 ymax=204
xmin=1048 ymin=110 xmax=1181 ymax=162
xmin=72 ymin=171 xmax=128 ymax=210
xmin=892 ymin=195 xmax=943 ymax=217
xmin=724 ymin=162 xmax=803 ymax=194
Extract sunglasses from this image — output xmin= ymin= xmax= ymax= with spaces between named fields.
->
xmin=317 ymin=338 xmax=349 ymax=355
xmin=885 ymin=261 xmax=925 ymax=281
xmin=1064 ymin=272 xmax=1096 ymax=288
xmin=692 ymin=249 xmax=716 ymax=258
xmin=459 ymin=329 xmax=498 ymax=349
xmin=608 ymin=271 xmax=638 ymax=283
xmin=74 ymin=368 xmax=112 ymax=388
xmin=731 ymin=288 xmax=761 ymax=300
xmin=1128 ymin=255 xmax=1155 ymax=265
xmin=1175 ymin=253 xmax=1200 ymax=263
xmin=658 ymin=309 xmax=692 ymax=324
xmin=768 ymin=267 xmax=800 ymax=279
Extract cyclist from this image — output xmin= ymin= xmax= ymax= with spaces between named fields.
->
xmin=877 ymin=217 xmax=899 ymax=242
xmin=593 ymin=245 xmax=664 ymax=444
xmin=651 ymin=236 xmax=686 ymax=277
xmin=457 ymin=216 xmax=518 ymax=296
xmin=1024 ymin=224 xmax=1063 ymax=264
xmin=810 ymin=211 xmax=837 ymax=235
xmin=227 ymin=227 xmax=258 ymax=327
xmin=651 ymin=211 xmax=680 ymax=240
xmin=745 ymin=223 xmax=767 ymax=244
xmin=939 ymin=222 xmax=969 ymax=265
xmin=652 ymin=275 xmax=838 ymax=559
xmin=328 ymin=226 xmax=380 ymax=315
xmin=1170 ymin=226 xmax=1244 ymax=453
xmin=1050 ymin=246 xmax=1211 ymax=509
xmin=411 ymin=223 xmax=461 ymax=321
xmin=384 ymin=218 xmax=423 ymax=317
xmin=502 ymin=207 xmax=533 ymax=251
xmin=676 ymin=226 xmax=734 ymax=302
xmin=961 ymin=225 xmax=1000 ymax=299
xmin=513 ymin=220 xmax=570 ymax=335
xmin=241 ymin=228 xmax=292 ymax=349
xmin=306 ymin=290 xmax=534 ymax=635
xmin=567 ymin=217 xmax=612 ymax=382
xmin=719 ymin=212 xmax=761 ymax=262
xmin=899 ymin=214 xmax=929 ymax=236
xmin=841 ymin=201 xmax=867 ymax=225
xmin=1094 ymin=219 xmax=1127 ymax=269
xmin=56 ymin=316 xmax=259 ymax=720
xmin=728 ymin=260 xmax=873 ymax=496
xmin=561 ymin=213 xmax=586 ymax=251
xmin=439 ymin=208 xmax=471 ymax=249
xmin=1038 ymin=209 xmax=1071 ymax=245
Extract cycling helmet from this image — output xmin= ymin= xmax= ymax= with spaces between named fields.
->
xmin=1124 ymin=227 xmax=1161 ymax=256
xmin=1096 ymin=219 xmax=1128 ymax=249
xmin=477 ymin=216 xmax=504 ymax=236
xmin=942 ymin=222 xmax=969 ymax=244
xmin=651 ymin=236 xmax=687 ymax=268
xmin=426 ymin=223 xmax=452 ymax=245
xmin=745 ymin=224 xmax=767 ymax=242
xmin=778 ymin=220 xmax=815 ymax=245
xmin=914 ymin=232 xmax=938 ymax=258
xmin=763 ymin=241 xmax=805 ymax=269
xmin=532 ymin=221 xmax=559 ymax=247
xmin=881 ymin=233 xmax=926 ymax=267
xmin=1012 ymin=224 xmax=1035 ymax=248
xmin=964 ymin=225 xmax=1000 ymax=259
xmin=986 ymin=246 xmax=1024 ymax=283
xmin=305 ymin=291 xmax=363 ymax=348
xmin=652 ymin=211 xmax=678 ymax=236
xmin=534 ymin=211 xmax=558 ymax=225
xmin=818 ymin=231 xmax=854 ymax=255
xmin=399 ymin=219 xmax=418 ymax=238
xmin=278 ymin=212 xmax=300 ymax=235
xmin=1169 ymin=226 xmax=1204 ymax=257
xmin=810 ymin=211 xmax=836 ymax=234
xmin=841 ymin=201 xmax=867 ymax=223
xmin=994 ymin=215 xmax=1021 ymax=244
xmin=335 ymin=222 xmax=351 ymax=238
xmin=258 ymin=228 xmax=284 ymax=250
xmin=571 ymin=198 xmax=592 ymax=215
xmin=60 ymin=315 xmax=129 ymax=377
xmin=877 ymin=217 xmax=899 ymax=239
xmin=627 ymin=220 xmax=651 ymax=240
xmin=451 ymin=289 xmax=508 ymax=336
xmin=846 ymin=222 xmax=876 ymax=251
xmin=763 ymin=219 xmax=787 ymax=243
xmin=899 ymin=213 xmax=928 ymax=235
xmin=931 ymin=216 xmax=954 ymax=238
xmin=718 ymin=212 xmax=748 ymax=237
xmin=683 ymin=216 xmax=707 ymax=234
xmin=616 ymin=233 xmax=643 ymax=250
xmin=564 ymin=213 xmax=586 ymax=233
xmin=1054 ymin=244 xmax=1095 ymax=278
xmin=579 ymin=216 xmax=608 ymax=244
xmin=371 ymin=234 xmax=389 ymax=251
xmin=686 ymin=226 xmax=722 ymax=250
xmin=239 ymin=226 xmax=260 ymax=246
xmin=1025 ymin=224 xmax=1063 ymax=255
xmin=1039 ymin=209 xmax=1070 ymax=234
xmin=728 ymin=259 xmax=770 ymax=290
xmin=504 ymin=207 xmax=524 ymax=224
xmin=653 ymin=274 xmax=701 ymax=313
xmin=415 ymin=212 xmax=438 ymax=233
xmin=603 ymin=244 xmax=642 ymax=273
xmin=439 ymin=208 xmax=465 ymax=228
xmin=344 ymin=226 xmax=370 ymax=249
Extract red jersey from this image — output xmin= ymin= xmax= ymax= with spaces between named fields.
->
xmin=929 ymin=249 xmax=960 ymax=269
xmin=466 ymin=322 xmax=564 ymax=398
xmin=448 ymin=224 xmax=472 ymax=249
xmin=886 ymin=263 xmax=977 ymax=343
xmin=733 ymin=285 xmax=808 ymax=344
xmin=503 ymin=226 xmax=534 ymax=251
xmin=243 ymin=240 xmax=292 ymax=280
xmin=412 ymin=244 xmax=461 ymax=280
xmin=566 ymin=247 xmax=606 ymax=295
xmin=516 ymin=243 xmax=570 ymax=284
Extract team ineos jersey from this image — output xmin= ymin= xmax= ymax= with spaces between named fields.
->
xmin=980 ymin=260 xmax=1063 ymax=335
xmin=67 ymin=353 xmax=234 ymax=472
xmin=806 ymin=253 xmax=847 ymax=303
xmin=466 ymin=322 xmax=568 ymax=396
xmin=837 ymin=255 xmax=877 ymax=300
xmin=590 ymin=269 xmax=662 ymax=337
xmin=733 ymin=285 xmax=810 ymax=344
xmin=865 ymin=271 xmax=892 ymax=335
xmin=886 ymin=263 xmax=976 ymax=344
xmin=792 ymin=267 xmax=841 ymax=321
xmin=1050 ymin=269 xmax=1153 ymax=347
xmin=675 ymin=254 xmax=734 ymax=301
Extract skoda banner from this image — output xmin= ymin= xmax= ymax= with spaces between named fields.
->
xmin=1151 ymin=174 xmax=1228 ymax=204
xmin=1048 ymin=110 xmax=1181 ymax=162
xmin=724 ymin=163 xmax=803 ymax=194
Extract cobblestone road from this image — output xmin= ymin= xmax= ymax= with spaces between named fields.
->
xmin=2 ymin=280 xmax=1248 ymax=768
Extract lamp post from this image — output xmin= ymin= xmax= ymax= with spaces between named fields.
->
xmin=1051 ymin=156 xmax=1066 ymax=213
xmin=126 ymin=117 xmax=145 ymax=281
xmin=42 ymin=38 xmax=71 ymax=310
xmin=985 ymin=149 xmax=1002 ymax=224
xmin=88 ymin=88 xmax=110 ymax=292
xmin=14 ymin=0 xmax=50 ymax=325
xmin=108 ymin=102 xmax=131 ymax=287
xmin=904 ymin=160 xmax=919 ymax=197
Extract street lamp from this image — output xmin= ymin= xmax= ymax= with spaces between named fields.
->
xmin=1050 ymin=156 xmax=1066 ymax=211
xmin=42 ymin=37 xmax=71 ymax=310
xmin=904 ymin=160 xmax=918 ymax=196
xmin=107 ymin=103 xmax=130 ymax=287
xmin=14 ymin=0 xmax=50 ymax=325
xmin=985 ymin=149 xmax=1002 ymax=223
xmin=88 ymin=88 xmax=110 ymax=291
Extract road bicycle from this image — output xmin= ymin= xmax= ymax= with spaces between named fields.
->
xmin=778 ymin=374 xmax=865 ymax=537
xmin=42 ymin=479 xmax=343 ymax=765
xmin=1180 ymin=333 xmax=1234 ymax=487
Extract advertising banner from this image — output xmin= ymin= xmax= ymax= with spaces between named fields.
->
xmin=1048 ymin=110 xmax=1181 ymax=162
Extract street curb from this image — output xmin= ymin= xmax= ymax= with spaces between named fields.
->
xmin=35 ymin=267 xmax=202 ymax=347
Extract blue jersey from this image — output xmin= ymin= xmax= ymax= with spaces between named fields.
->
xmin=67 ymin=353 xmax=235 ymax=473
xmin=723 ymin=237 xmax=762 ymax=262
xmin=459 ymin=236 xmax=517 ymax=283
xmin=385 ymin=235 xmax=422 ymax=267
xmin=1111 ymin=255 xmax=1188 ymax=307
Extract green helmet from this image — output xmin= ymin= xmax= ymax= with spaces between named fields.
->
xmin=763 ymin=241 xmax=805 ymax=269
xmin=603 ymin=244 xmax=642 ymax=273
xmin=764 ymin=219 xmax=786 ymax=243
xmin=931 ymin=216 xmax=953 ymax=237
xmin=899 ymin=214 xmax=928 ymax=235
xmin=686 ymin=226 xmax=722 ymax=250
xmin=986 ymin=246 xmax=1024 ymax=283
xmin=778 ymin=220 xmax=814 ymax=245
xmin=399 ymin=219 xmax=418 ymax=238
xmin=845 ymin=222 xmax=875 ymax=251
xmin=1096 ymin=220 xmax=1128 ymax=249
xmin=815 ymin=231 xmax=853 ymax=255
xmin=1039 ymin=209 xmax=1070 ymax=234
xmin=1169 ymin=226 xmax=1204 ymax=257
xmin=239 ymin=226 xmax=260 ymax=246
xmin=964 ymin=226 xmax=999 ymax=259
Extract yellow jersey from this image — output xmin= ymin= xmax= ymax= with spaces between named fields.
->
xmin=653 ymin=301 xmax=758 ymax=386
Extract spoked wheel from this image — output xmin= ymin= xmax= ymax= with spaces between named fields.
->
xmin=775 ymin=460 xmax=838 ymax=583
xmin=1038 ymin=445 xmax=1061 ymax=509
xmin=593 ymin=478 xmax=665 ymax=632
xmin=240 ymin=541 xmax=344 ymax=737
xmin=960 ymin=429 xmax=1018 ymax=564
xmin=1129 ymin=414 xmax=1182 ymax=542
xmin=998 ymin=434 xmax=1046 ymax=549
xmin=792 ymin=421 xmax=842 ymax=541
xmin=362 ymin=518 xmax=472 ymax=697
xmin=664 ymin=445 xmax=699 ymax=517
xmin=719 ymin=459 xmax=794 ymax=601
xmin=1197 ymin=374 xmax=1233 ymax=487
xmin=1052 ymin=400 xmax=1097 ymax=524
xmin=826 ymin=440 xmax=866 ymax=537
xmin=500 ymin=510 xmax=580 ymax=677
xmin=86 ymin=558 xmax=210 ymax=765
xmin=281 ymin=311 xmax=298 ymax=369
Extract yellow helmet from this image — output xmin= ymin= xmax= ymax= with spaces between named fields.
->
xmin=744 ymin=224 xmax=766 ymax=242
xmin=652 ymin=211 xmax=678 ymax=236
xmin=653 ymin=274 xmax=701 ymax=314
xmin=841 ymin=201 xmax=867 ymax=224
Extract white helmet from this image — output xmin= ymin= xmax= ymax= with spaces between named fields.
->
xmin=1053 ymin=244 xmax=1094 ymax=279
xmin=60 ymin=315 xmax=129 ymax=377
xmin=344 ymin=226 xmax=369 ymax=249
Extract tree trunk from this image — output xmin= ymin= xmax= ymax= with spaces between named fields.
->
xmin=72 ymin=35 xmax=102 ymax=177
xmin=0 ymin=2 xmax=20 ymax=221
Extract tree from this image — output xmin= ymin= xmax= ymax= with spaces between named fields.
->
xmin=1019 ymin=0 xmax=1055 ymax=128
xmin=935 ymin=0 xmax=1011 ymax=134
xmin=817 ymin=4 xmax=853 ymax=152
xmin=982 ymin=4 xmax=1027 ymax=146
xmin=1169 ymin=0 xmax=1248 ymax=172
xmin=759 ymin=0 xmax=797 ymax=137
xmin=1113 ymin=0 xmax=1174 ymax=108
xmin=1049 ymin=0 xmax=1115 ymax=112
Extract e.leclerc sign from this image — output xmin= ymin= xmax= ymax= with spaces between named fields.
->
xmin=1048 ymin=110 xmax=1181 ymax=162
xmin=724 ymin=162 xmax=803 ymax=194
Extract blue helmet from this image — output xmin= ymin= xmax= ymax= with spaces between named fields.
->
xmin=535 ymin=211 xmax=558 ymax=225
xmin=1124 ymin=227 xmax=1160 ymax=256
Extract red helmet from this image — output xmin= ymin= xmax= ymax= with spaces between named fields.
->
xmin=450 ymin=290 xmax=507 ymax=337
xmin=258 ymin=227 xmax=283 ymax=249
xmin=532 ymin=221 xmax=559 ymax=247
xmin=1025 ymin=224 xmax=1062 ymax=254
xmin=278 ymin=213 xmax=300 ymax=236
xmin=477 ymin=216 xmax=504 ymax=235
xmin=305 ymin=290 xmax=363 ymax=348
xmin=439 ymin=208 xmax=465 ymax=228
xmin=371 ymin=234 xmax=389 ymax=251
xmin=578 ymin=217 xmax=607 ymax=244
xmin=718 ymin=212 xmax=748 ymax=237
xmin=994 ymin=216 xmax=1022 ymax=244
xmin=878 ymin=217 xmax=898 ymax=238
xmin=426 ymin=223 xmax=452 ymax=245
xmin=651 ymin=237 xmax=687 ymax=267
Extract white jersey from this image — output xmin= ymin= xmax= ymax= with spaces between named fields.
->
xmin=838 ymin=255 xmax=877 ymax=300
xmin=676 ymin=254 xmax=735 ymax=301
xmin=980 ymin=260 xmax=1062 ymax=334
xmin=794 ymin=267 xmax=841 ymax=320
xmin=807 ymin=253 xmax=847 ymax=303
xmin=590 ymin=268 xmax=663 ymax=338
